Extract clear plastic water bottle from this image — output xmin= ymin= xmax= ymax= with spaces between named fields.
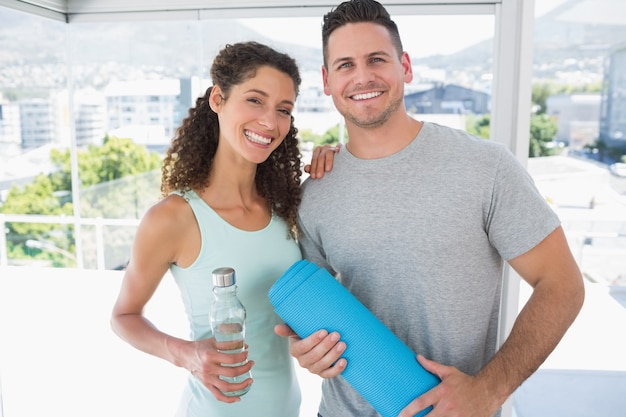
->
xmin=209 ymin=267 xmax=251 ymax=397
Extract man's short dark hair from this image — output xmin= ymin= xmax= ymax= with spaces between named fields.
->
xmin=322 ymin=0 xmax=404 ymax=67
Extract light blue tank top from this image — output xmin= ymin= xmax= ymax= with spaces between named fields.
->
xmin=169 ymin=190 xmax=302 ymax=417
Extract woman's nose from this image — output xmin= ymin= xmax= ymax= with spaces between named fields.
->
xmin=258 ymin=109 xmax=277 ymax=130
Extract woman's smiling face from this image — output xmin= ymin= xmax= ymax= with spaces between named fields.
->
xmin=210 ymin=65 xmax=297 ymax=165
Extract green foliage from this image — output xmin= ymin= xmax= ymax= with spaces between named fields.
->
xmin=298 ymin=129 xmax=322 ymax=144
xmin=320 ymin=124 xmax=347 ymax=146
xmin=0 ymin=174 xmax=75 ymax=267
xmin=465 ymin=112 xmax=559 ymax=158
xmin=531 ymin=83 xmax=554 ymax=115
xmin=49 ymin=135 xmax=162 ymax=191
xmin=2 ymin=174 xmax=69 ymax=217
xmin=19 ymin=228 xmax=76 ymax=268
xmin=97 ymin=135 xmax=162 ymax=182
xmin=466 ymin=114 xmax=491 ymax=139
xmin=47 ymin=135 xmax=163 ymax=218
xmin=467 ymin=83 xmax=564 ymax=157
xmin=531 ymin=81 xmax=602 ymax=115
xmin=299 ymin=124 xmax=346 ymax=147
xmin=1 ymin=135 xmax=163 ymax=267
xmin=529 ymin=113 xmax=559 ymax=157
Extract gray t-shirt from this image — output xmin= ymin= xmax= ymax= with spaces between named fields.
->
xmin=297 ymin=121 xmax=560 ymax=417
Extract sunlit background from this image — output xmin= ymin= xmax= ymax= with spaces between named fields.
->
xmin=0 ymin=0 xmax=625 ymax=416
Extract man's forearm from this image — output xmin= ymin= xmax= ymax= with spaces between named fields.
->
xmin=475 ymin=277 xmax=584 ymax=405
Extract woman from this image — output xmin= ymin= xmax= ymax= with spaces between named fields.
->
xmin=111 ymin=41 xmax=305 ymax=416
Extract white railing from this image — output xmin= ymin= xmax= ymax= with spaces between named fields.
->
xmin=0 ymin=213 xmax=139 ymax=269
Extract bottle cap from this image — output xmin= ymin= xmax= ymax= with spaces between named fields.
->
xmin=212 ymin=267 xmax=236 ymax=287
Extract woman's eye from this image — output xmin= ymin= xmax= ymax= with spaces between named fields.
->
xmin=246 ymin=97 xmax=265 ymax=105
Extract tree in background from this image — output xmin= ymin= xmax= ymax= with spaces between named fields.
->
xmin=298 ymin=128 xmax=322 ymax=145
xmin=299 ymin=124 xmax=346 ymax=147
xmin=529 ymin=113 xmax=559 ymax=157
xmin=531 ymin=83 xmax=553 ymax=115
xmin=50 ymin=135 xmax=161 ymax=190
xmin=1 ymin=174 xmax=73 ymax=267
xmin=321 ymin=124 xmax=347 ymax=146
xmin=532 ymin=81 xmax=602 ymax=115
xmin=0 ymin=136 xmax=162 ymax=267
xmin=50 ymin=135 xmax=162 ymax=220
xmin=466 ymin=111 xmax=559 ymax=157
xmin=466 ymin=83 xmax=562 ymax=157
xmin=466 ymin=114 xmax=490 ymax=139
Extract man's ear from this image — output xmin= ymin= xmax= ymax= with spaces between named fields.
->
xmin=322 ymin=65 xmax=331 ymax=97
xmin=401 ymin=52 xmax=413 ymax=84
xmin=208 ymin=85 xmax=223 ymax=113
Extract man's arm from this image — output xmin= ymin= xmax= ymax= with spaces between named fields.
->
xmin=399 ymin=225 xmax=585 ymax=417
xmin=480 ymin=226 xmax=584 ymax=399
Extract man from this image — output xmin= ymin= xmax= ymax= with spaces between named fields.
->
xmin=276 ymin=1 xmax=584 ymax=416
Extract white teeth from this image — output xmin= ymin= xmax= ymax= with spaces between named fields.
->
xmin=352 ymin=91 xmax=382 ymax=100
xmin=245 ymin=130 xmax=271 ymax=145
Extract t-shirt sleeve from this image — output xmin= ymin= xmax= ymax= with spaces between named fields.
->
xmin=297 ymin=208 xmax=333 ymax=273
xmin=485 ymin=147 xmax=561 ymax=261
xmin=296 ymin=178 xmax=336 ymax=273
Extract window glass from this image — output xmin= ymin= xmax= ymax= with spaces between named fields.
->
xmin=0 ymin=7 xmax=68 ymax=266
xmin=65 ymin=20 xmax=201 ymax=268
xmin=515 ymin=1 xmax=626 ymax=415
xmin=238 ymin=14 xmax=495 ymax=144
xmin=0 ymin=10 xmax=494 ymax=269
xmin=528 ymin=2 xmax=626 ymax=292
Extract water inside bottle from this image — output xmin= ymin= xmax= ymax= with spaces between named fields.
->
xmin=214 ymin=321 xmax=251 ymax=396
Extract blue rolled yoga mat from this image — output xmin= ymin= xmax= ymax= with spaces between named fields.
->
xmin=268 ymin=259 xmax=440 ymax=417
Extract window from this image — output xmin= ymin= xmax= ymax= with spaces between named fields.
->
xmin=1 ymin=2 xmax=622 ymax=417
xmin=0 ymin=7 xmax=70 ymax=267
xmin=0 ymin=9 xmax=496 ymax=269
xmin=515 ymin=1 xmax=626 ymax=415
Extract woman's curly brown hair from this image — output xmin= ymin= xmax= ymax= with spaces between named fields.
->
xmin=161 ymin=41 xmax=303 ymax=238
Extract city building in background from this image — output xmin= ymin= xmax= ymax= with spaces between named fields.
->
xmin=600 ymin=45 xmax=626 ymax=151
xmin=19 ymin=99 xmax=56 ymax=149
xmin=74 ymin=89 xmax=106 ymax=147
xmin=104 ymin=79 xmax=181 ymax=152
xmin=0 ymin=99 xmax=20 ymax=154
xmin=547 ymin=93 xmax=601 ymax=149
xmin=405 ymin=83 xmax=490 ymax=115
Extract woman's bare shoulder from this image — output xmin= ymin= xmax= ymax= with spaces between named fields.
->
xmin=141 ymin=194 xmax=196 ymax=234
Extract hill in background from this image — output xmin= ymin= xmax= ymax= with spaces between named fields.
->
xmin=1 ymin=0 xmax=624 ymax=92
